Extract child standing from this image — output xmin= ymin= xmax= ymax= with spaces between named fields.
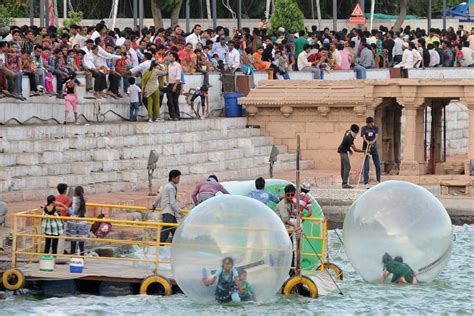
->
xmin=127 ymin=77 xmax=141 ymax=121
xmin=42 ymin=195 xmax=65 ymax=255
xmin=67 ymin=186 xmax=88 ymax=255
xmin=63 ymin=73 xmax=79 ymax=125
xmin=274 ymin=50 xmax=290 ymax=80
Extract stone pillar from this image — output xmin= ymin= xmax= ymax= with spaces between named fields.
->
xmin=398 ymin=98 xmax=426 ymax=176
xmin=393 ymin=105 xmax=403 ymax=168
xmin=430 ymin=100 xmax=444 ymax=174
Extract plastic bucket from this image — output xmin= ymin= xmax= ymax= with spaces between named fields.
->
xmin=224 ymin=92 xmax=244 ymax=117
xmin=70 ymin=257 xmax=84 ymax=273
xmin=39 ymin=255 xmax=55 ymax=272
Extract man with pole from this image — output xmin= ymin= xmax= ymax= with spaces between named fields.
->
xmin=360 ymin=117 xmax=381 ymax=189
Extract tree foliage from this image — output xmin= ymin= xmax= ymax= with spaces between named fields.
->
xmin=0 ymin=5 xmax=14 ymax=28
xmin=63 ymin=11 xmax=84 ymax=28
xmin=269 ymin=0 xmax=305 ymax=34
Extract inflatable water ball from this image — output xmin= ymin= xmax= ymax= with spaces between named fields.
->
xmin=343 ymin=180 xmax=452 ymax=283
xmin=171 ymin=195 xmax=292 ymax=303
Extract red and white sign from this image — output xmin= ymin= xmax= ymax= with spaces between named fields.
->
xmin=349 ymin=3 xmax=366 ymax=25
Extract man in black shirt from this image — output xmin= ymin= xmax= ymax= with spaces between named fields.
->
xmin=361 ymin=117 xmax=382 ymax=189
xmin=337 ymin=124 xmax=364 ymax=189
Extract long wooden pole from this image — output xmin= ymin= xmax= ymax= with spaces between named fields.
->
xmin=295 ymin=135 xmax=302 ymax=276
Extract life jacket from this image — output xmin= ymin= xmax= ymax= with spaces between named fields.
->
xmin=215 ymin=268 xmax=237 ymax=303
xmin=293 ymin=192 xmax=311 ymax=215
xmin=92 ymin=221 xmax=112 ymax=238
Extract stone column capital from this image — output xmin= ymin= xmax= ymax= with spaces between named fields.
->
xmin=246 ymin=105 xmax=259 ymax=116
xmin=397 ymin=98 xmax=425 ymax=109
xmin=280 ymin=105 xmax=293 ymax=117
xmin=460 ymin=98 xmax=474 ymax=110
xmin=367 ymin=98 xmax=384 ymax=109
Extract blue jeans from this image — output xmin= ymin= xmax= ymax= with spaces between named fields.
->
xmin=354 ymin=65 xmax=367 ymax=79
xmin=17 ymin=72 xmax=23 ymax=95
xmin=363 ymin=145 xmax=381 ymax=185
xmin=130 ymin=102 xmax=140 ymax=120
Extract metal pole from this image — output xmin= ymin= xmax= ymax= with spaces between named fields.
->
xmin=359 ymin=0 xmax=365 ymax=13
xmin=442 ymin=0 xmax=447 ymax=30
xmin=186 ymin=0 xmax=190 ymax=33
xmin=316 ymin=0 xmax=322 ymax=30
xmin=63 ymin=0 xmax=67 ymax=19
xmin=370 ymin=0 xmax=375 ymax=30
xmin=238 ymin=0 xmax=242 ymax=30
xmin=332 ymin=0 xmax=337 ymax=31
xmin=212 ymin=0 xmax=217 ymax=29
xmin=45 ymin=0 xmax=49 ymax=27
xmin=30 ymin=0 xmax=34 ymax=26
xmin=40 ymin=0 xmax=45 ymax=27
xmin=428 ymin=0 xmax=432 ymax=31
xmin=133 ymin=0 xmax=138 ymax=29
xmin=139 ymin=0 xmax=144 ymax=30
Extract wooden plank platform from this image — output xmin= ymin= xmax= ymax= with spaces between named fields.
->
xmin=19 ymin=260 xmax=174 ymax=284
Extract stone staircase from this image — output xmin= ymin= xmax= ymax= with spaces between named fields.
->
xmin=0 ymin=118 xmax=313 ymax=202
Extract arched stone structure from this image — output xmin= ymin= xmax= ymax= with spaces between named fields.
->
xmin=240 ymin=79 xmax=474 ymax=177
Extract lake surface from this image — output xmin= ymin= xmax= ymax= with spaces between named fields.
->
xmin=1 ymin=225 xmax=472 ymax=315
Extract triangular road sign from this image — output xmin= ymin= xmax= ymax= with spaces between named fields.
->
xmin=351 ymin=3 xmax=364 ymax=16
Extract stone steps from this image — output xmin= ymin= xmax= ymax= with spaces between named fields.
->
xmin=0 ymin=160 xmax=313 ymax=204
xmin=4 ymin=145 xmax=290 ymax=178
xmin=0 ymin=126 xmax=264 ymax=155
xmin=0 ymin=135 xmax=274 ymax=166
xmin=0 ymin=118 xmax=314 ymax=203
xmin=0 ymin=118 xmax=248 ymax=141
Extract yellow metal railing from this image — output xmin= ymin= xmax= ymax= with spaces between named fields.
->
xmin=12 ymin=207 xmax=179 ymax=274
xmin=12 ymin=203 xmax=327 ymax=274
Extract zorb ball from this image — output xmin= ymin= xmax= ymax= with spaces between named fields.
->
xmin=343 ymin=180 xmax=452 ymax=283
xmin=171 ymin=195 xmax=292 ymax=303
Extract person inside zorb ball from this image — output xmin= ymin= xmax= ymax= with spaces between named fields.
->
xmin=171 ymin=195 xmax=292 ymax=304
xmin=343 ymin=180 xmax=453 ymax=284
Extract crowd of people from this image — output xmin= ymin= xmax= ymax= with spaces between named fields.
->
xmin=1 ymin=21 xmax=474 ymax=122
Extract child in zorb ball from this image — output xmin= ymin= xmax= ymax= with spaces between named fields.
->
xmin=202 ymin=257 xmax=242 ymax=303
xmin=237 ymin=269 xmax=256 ymax=302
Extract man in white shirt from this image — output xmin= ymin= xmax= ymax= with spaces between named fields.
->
xmin=460 ymin=42 xmax=474 ymax=67
xmin=427 ymin=44 xmax=440 ymax=67
xmin=129 ymin=53 xmax=152 ymax=77
xmin=394 ymin=42 xmax=414 ymax=69
xmin=124 ymin=40 xmax=139 ymax=68
xmin=83 ymin=45 xmax=108 ymax=98
xmin=227 ymin=41 xmax=241 ymax=71
xmin=297 ymin=44 xmax=322 ymax=79
xmin=70 ymin=24 xmax=86 ymax=48
xmin=185 ymin=24 xmax=202 ymax=49
xmin=392 ymin=32 xmax=404 ymax=65
xmin=90 ymin=23 xmax=107 ymax=42
xmin=468 ymin=28 xmax=474 ymax=50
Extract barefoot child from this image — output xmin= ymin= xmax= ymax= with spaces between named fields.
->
xmin=63 ymin=73 xmax=79 ymax=125
xmin=189 ymin=85 xmax=209 ymax=119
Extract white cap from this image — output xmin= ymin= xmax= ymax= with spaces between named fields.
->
xmin=278 ymin=27 xmax=285 ymax=33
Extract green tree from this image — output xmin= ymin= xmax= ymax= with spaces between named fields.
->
xmin=0 ymin=5 xmax=13 ymax=28
xmin=62 ymin=11 xmax=84 ymax=28
xmin=269 ymin=0 xmax=305 ymax=34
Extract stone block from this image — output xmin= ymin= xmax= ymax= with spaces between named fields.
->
xmin=94 ymin=149 xmax=120 ymax=161
xmin=16 ymin=153 xmax=40 ymax=166
xmin=41 ymin=151 xmax=64 ymax=164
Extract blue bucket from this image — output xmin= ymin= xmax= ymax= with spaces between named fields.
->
xmin=224 ymin=92 xmax=244 ymax=117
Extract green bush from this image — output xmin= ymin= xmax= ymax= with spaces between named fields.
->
xmin=63 ymin=10 xmax=84 ymax=28
xmin=0 ymin=5 xmax=13 ymax=28
xmin=269 ymin=0 xmax=305 ymax=34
